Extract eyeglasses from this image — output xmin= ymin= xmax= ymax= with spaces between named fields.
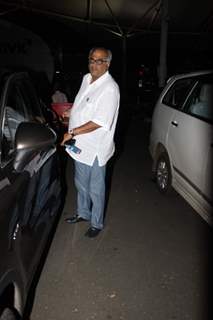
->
xmin=88 ymin=58 xmax=108 ymax=65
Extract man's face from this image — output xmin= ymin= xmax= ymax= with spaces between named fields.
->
xmin=88 ymin=49 xmax=110 ymax=81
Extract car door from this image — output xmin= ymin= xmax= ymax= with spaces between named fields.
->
xmin=166 ymin=75 xmax=213 ymax=211
xmin=0 ymin=74 xmax=32 ymax=279
xmin=0 ymin=73 xmax=61 ymax=279
xmin=203 ymin=138 xmax=213 ymax=209
xmin=185 ymin=79 xmax=213 ymax=213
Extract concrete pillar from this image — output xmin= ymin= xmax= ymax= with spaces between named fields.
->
xmin=158 ymin=0 xmax=169 ymax=88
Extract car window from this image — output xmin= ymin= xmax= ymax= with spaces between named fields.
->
xmin=185 ymin=80 xmax=213 ymax=123
xmin=19 ymin=78 xmax=44 ymax=122
xmin=1 ymin=82 xmax=29 ymax=163
xmin=1 ymin=75 xmax=46 ymax=164
xmin=162 ymin=78 xmax=195 ymax=110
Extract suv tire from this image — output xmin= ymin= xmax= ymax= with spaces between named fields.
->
xmin=156 ymin=152 xmax=172 ymax=194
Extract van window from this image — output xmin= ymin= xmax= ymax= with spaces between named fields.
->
xmin=185 ymin=81 xmax=213 ymax=123
xmin=162 ymin=78 xmax=195 ymax=110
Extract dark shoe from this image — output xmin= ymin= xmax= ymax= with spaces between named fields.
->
xmin=65 ymin=215 xmax=87 ymax=224
xmin=85 ymin=227 xmax=101 ymax=238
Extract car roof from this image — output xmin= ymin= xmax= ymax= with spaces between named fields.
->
xmin=167 ymin=69 xmax=213 ymax=84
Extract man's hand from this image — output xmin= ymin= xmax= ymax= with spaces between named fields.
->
xmin=60 ymin=132 xmax=73 ymax=146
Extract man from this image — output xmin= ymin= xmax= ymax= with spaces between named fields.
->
xmin=61 ymin=47 xmax=120 ymax=238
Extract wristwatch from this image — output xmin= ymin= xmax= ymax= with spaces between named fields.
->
xmin=69 ymin=129 xmax=75 ymax=136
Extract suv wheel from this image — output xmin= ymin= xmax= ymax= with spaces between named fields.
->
xmin=156 ymin=152 xmax=172 ymax=193
xmin=0 ymin=308 xmax=17 ymax=320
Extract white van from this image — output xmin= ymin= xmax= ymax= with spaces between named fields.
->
xmin=149 ymin=70 xmax=213 ymax=225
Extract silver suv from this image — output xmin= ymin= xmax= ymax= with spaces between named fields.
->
xmin=149 ymin=70 xmax=213 ymax=225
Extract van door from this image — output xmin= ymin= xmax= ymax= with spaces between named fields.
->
xmin=167 ymin=77 xmax=213 ymax=213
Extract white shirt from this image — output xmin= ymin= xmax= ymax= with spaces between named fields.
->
xmin=67 ymin=71 xmax=120 ymax=166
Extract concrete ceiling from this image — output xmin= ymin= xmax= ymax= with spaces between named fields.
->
xmin=0 ymin=0 xmax=213 ymax=40
xmin=0 ymin=0 xmax=213 ymax=82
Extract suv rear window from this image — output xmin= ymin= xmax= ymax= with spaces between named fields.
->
xmin=162 ymin=78 xmax=195 ymax=110
xmin=185 ymin=77 xmax=213 ymax=123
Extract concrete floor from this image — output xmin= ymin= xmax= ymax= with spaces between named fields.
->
xmin=30 ymin=107 xmax=212 ymax=320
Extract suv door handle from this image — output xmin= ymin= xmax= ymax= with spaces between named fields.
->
xmin=171 ymin=121 xmax=178 ymax=127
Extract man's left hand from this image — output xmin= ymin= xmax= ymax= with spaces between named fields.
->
xmin=60 ymin=132 xmax=73 ymax=146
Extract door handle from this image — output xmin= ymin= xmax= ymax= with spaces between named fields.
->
xmin=171 ymin=121 xmax=178 ymax=127
xmin=12 ymin=223 xmax=20 ymax=240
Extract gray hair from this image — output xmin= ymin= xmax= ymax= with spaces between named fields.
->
xmin=89 ymin=47 xmax=112 ymax=63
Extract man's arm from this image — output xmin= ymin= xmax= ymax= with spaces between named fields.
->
xmin=60 ymin=121 xmax=101 ymax=146
xmin=73 ymin=121 xmax=101 ymax=135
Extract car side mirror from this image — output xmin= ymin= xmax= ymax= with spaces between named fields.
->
xmin=14 ymin=122 xmax=56 ymax=172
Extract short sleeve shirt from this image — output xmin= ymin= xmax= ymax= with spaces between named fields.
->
xmin=68 ymin=71 xmax=120 ymax=166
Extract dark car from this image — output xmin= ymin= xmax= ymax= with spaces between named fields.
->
xmin=0 ymin=70 xmax=62 ymax=319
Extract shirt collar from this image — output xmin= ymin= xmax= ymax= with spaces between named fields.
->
xmin=87 ymin=71 xmax=110 ymax=86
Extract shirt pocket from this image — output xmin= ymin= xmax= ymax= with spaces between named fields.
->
xmin=83 ymin=100 xmax=95 ymax=120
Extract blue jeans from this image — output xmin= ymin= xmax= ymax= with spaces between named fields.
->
xmin=74 ymin=158 xmax=106 ymax=230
